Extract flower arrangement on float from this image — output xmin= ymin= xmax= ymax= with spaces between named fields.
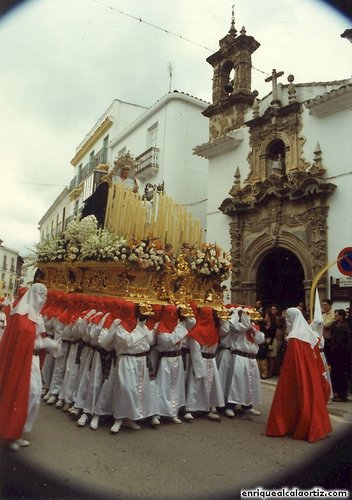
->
xmin=190 ymin=243 xmax=231 ymax=281
xmin=127 ymin=239 xmax=167 ymax=271
xmin=35 ymin=215 xmax=231 ymax=280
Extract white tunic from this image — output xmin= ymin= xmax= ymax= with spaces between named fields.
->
xmin=155 ymin=319 xmax=195 ymax=417
xmin=227 ymin=312 xmax=265 ymax=406
xmin=25 ymin=321 xmax=59 ymax=432
xmin=41 ymin=315 xmax=56 ymax=389
xmin=93 ymin=316 xmax=120 ymax=416
xmin=185 ymin=339 xmax=224 ymax=412
xmin=111 ymin=320 xmax=158 ymax=421
xmin=82 ymin=313 xmax=111 ymax=415
xmin=48 ymin=317 xmax=70 ymax=396
xmin=73 ymin=310 xmax=100 ymax=410
xmin=216 ymin=319 xmax=232 ymax=399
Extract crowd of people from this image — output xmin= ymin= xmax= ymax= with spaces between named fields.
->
xmin=0 ymin=285 xmax=350 ymax=451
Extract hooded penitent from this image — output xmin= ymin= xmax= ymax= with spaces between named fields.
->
xmin=157 ymin=304 xmax=179 ymax=333
xmin=188 ymin=306 xmax=219 ymax=346
xmin=0 ymin=283 xmax=48 ymax=442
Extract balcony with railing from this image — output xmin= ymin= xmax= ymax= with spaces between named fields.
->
xmin=135 ymin=147 xmax=159 ymax=181
xmin=69 ymin=147 xmax=109 ymax=193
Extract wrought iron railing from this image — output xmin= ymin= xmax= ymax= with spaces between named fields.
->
xmin=136 ymin=147 xmax=159 ymax=176
xmin=69 ymin=147 xmax=108 ymax=191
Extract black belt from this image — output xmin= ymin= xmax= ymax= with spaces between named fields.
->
xmin=75 ymin=340 xmax=90 ymax=364
xmin=158 ymin=350 xmax=182 ymax=358
xmin=231 ymin=349 xmax=256 ymax=359
xmin=120 ymin=351 xmax=150 ymax=357
xmin=202 ymin=353 xmax=216 ymax=359
xmin=33 ymin=349 xmax=40 ymax=356
xmin=319 ymin=348 xmax=324 ymax=352
xmin=102 ymin=351 xmax=117 ymax=380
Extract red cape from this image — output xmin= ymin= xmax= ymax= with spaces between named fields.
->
xmin=266 ymin=338 xmax=332 ymax=443
xmin=0 ymin=314 xmax=36 ymax=442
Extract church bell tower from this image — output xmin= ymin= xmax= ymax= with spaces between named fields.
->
xmin=203 ymin=8 xmax=260 ymax=140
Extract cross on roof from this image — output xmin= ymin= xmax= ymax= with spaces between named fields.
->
xmin=265 ymin=69 xmax=284 ymax=102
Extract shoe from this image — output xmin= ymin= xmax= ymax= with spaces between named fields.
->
xmin=90 ymin=415 xmax=99 ymax=430
xmin=332 ymin=397 xmax=347 ymax=402
xmin=16 ymin=439 xmax=30 ymax=447
xmin=225 ymin=408 xmax=235 ymax=418
xmin=77 ymin=414 xmax=88 ymax=427
xmin=170 ymin=416 xmax=182 ymax=424
xmin=123 ymin=419 xmax=141 ymax=430
xmin=110 ymin=420 xmax=123 ymax=434
xmin=183 ymin=412 xmax=194 ymax=421
xmin=41 ymin=388 xmax=48 ymax=397
xmin=46 ymin=395 xmax=57 ymax=405
xmin=69 ymin=407 xmax=80 ymax=416
xmin=151 ymin=416 xmax=160 ymax=426
xmin=55 ymin=399 xmax=64 ymax=409
xmin=63 ymin=403 xmax=71 ymax=412
xmin=207 ymin=411 xmax=220 ymax=420
xmin=244 ymin=408 xmax=261 ymax=416
xmin=43 ymin=392 xmax=51 ymax=401
xmin=8 ymin=441 xmax=20 ymax=452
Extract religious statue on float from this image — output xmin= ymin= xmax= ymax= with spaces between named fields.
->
xmin=111 ymin=153 xmax=140 ymax=193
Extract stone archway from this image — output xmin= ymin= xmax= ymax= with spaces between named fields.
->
xmin=256 ymin=248 xmax=305 ymax=310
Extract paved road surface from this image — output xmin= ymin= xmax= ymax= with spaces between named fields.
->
xmin=1 ymin=380 xmax=351 ymax=499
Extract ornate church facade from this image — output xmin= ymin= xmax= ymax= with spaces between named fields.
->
xmin=194 ymin=17 xmax=352 ymax=310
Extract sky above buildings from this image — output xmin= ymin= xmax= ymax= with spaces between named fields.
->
xmin=0 ymin=0 xmax=351 ymax=257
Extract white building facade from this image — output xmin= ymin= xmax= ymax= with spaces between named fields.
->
xmin=0 ymin=242 xmax=22 ymax=298
xmin=38 ymin=92 xmax=209 ymax=242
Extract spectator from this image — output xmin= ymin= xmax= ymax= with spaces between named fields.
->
xmin=264 ymin=305 xmax=280 ymax=378
xmin=330 ymin=309 xmax=351 ymax=402
xmin=322 ymin=298 xmax=335 ymax=365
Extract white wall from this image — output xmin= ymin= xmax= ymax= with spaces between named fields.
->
xmin=302 ymin=104 xmax=352 ymax=300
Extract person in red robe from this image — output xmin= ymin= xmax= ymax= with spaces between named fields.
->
xmin=266 ymin=307 xmax=332 ymax=443
xmin=0 ymin=283 xmax=52 ymax=451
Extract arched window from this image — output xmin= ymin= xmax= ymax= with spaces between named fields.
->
xmin=221 ymin=60 xmax=234 ymax=99
xmin=265 ymin=139 xmax=286 ymax=177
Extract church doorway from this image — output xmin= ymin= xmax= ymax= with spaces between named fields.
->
xmin=256 ymin=248 xmax=305 ymax=311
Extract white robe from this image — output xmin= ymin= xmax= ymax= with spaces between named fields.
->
xmin=227 ymin=313 xmax=264 ymax=406
xmin=216 ymin=319 xmax=232 ymax=399
xmin=111 ymin=320 xmax=158 ymax=421
xmin=92 ymin=318 xmax=118 ymax=417
xmin=58 ymin=319 xmax=81 ymax=404
xmin=82 ymin=313 xmax=111 ymax=415
xmin=48 ymin=318 xmax=69 ymax=397
xmin=155 ymin=319 xmax=194 ymax=417
xmin=25 ymin=322 xmax=59 ymax=431
xmin=41 ymin=315 xmax=56 ymax=390
xmin=73 ymin=310 xmax=100 ymax=410
xmin=186 ymin=339 xmax=224 ymax=412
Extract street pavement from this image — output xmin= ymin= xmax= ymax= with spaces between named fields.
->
xmin=1 ymin=379 xmax=351 ymax=500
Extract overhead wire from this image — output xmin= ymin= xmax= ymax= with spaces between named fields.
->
xmin=2 ymin=179 xmax=67 ymax=187
xmin=89 ymin=0 xmax=271 ymax=77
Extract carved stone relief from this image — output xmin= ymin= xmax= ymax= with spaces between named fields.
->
xmin=222 ymin=169 xmax=336 ymax=306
